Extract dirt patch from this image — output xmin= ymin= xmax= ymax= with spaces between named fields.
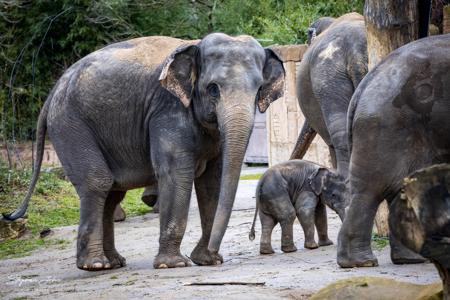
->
xmin=0 ymin=180 xmax=440 ymax=299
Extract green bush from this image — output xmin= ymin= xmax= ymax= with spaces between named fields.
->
xmin=0 ymin=0 xmax=363 ymax=142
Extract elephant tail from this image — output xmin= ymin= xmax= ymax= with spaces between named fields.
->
xmin=290 ymin=121 xmax=316 ymax=160
xmin=347 ymin=89 xmax=361 ymax=156
xmin=249 ymin=179 xmax=262 ymax=241
xmin=2 ymin=99 xmax=50 ymax=221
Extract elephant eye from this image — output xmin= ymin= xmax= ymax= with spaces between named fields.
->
xmin=207 ymin=83 xmax=220 ymax=98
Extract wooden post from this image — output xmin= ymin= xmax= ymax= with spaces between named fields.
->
xmin=364 ymin=0 xmax=425 ymax=237
xmin=444 ymin=5 xmax=450 ymax=33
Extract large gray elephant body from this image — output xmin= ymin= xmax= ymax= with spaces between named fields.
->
xmin=5 ymin=34 xmax=284 ymax=270
xmin=337 ymin=34 xmax=450 ymax=268
xmin=291 ymin=13 xmax=367 ymax=177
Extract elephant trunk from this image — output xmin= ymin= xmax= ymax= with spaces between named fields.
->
xmin=208 ymin=101 xmax=255 ymax=253
xmin=337 ymin=209 xmax=346 ymax=222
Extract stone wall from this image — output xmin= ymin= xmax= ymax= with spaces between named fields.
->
xmin=0 ymin=142 xmax=60 ymax=168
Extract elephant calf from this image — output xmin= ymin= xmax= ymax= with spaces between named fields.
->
xmin=249 ymin=160 xmax=347 ymax=254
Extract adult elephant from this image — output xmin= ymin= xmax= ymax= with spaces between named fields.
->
xmin=337 ymin=34 xmax=450 ymax=268
xmin=290 ymin=13 xmax=367 ymax=177
xmin=306 ymin=16 xmax=335 ymax=45
xmin=4 ymin=33 xmax=285 ymax=270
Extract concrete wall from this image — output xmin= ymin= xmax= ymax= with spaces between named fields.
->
xmin=268 ymin=45 xmax=332 ymax=168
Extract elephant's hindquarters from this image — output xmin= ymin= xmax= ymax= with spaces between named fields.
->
xmin=46 ymin=42 xmax=175 ymax=190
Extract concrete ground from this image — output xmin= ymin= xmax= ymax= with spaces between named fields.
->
xmin=0 ymin=168 xmax=440 ymax=299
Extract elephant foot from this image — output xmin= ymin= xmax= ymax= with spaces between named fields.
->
xmin=105 ymin=249 xmax=127 ymax=268
xmin=113 ymin=205 xmax=126 ymax=222
xmin=190 ymin=244 xmax=223 ymax=266
xmin=281 ymin=243 xmax=298 ymax=253
xmin=391 ymin=245 xmax=426 ymax=265
xmin=260 ymin=243 xmax=275 ymax=255
xmin=304 ymin=241 xmax=319 ymax=249
xmin=318 ymin=238 xmax=333 ymax=247
xmin=77 ymin=252 xmax=113 ymax=271
xmin=153 ymin=253 xmax=191 ymax=269
xmin=337 ymin=248 xmax=378 ymax=268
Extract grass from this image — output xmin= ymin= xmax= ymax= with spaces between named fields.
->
xmin=371 ymin=233 xmax=390 ymax=250
xmin=0 ymin=166 xmax=150 ymax=260
xmin=239 ymin=173 xmax=263 ymax=180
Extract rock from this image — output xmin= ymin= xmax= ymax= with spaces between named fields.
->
xmin=310 ymin=277 xmax=442 ymax=300
xmin=40 ymin=228 xmax=53 ymax=238
xmin=0 ymin=217 xmax=27 ymax=242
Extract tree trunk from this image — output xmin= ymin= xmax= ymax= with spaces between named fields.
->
xmin=364 ymin=0 xmax=429 ymax=236
xmin=364 ymin=0 xmax=421 ymax=69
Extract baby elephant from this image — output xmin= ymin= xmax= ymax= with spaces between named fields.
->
xmin=249 ymin=160 xmax=347 ymax=254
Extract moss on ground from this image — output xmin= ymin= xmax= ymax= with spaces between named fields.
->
xmin=0 ymin=166 xmax=150 ymax=259
xmin=311 ymin=276 xmax=442 ymax=300
xmin=239 ymin=173 xmax=263 ymax=180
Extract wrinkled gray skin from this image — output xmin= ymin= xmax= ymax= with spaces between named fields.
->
xmin=249 ymin=160 xmax=346 ymax=254
xmin=4 ymin=33 xmax=285 ymax=271
xmin=291 ymin=13 xmax=367 ymax=177
xmin=306 ymin=17 xmax=336 ymax=45
xmin=337 ymin=34 xmax=450 ymax=268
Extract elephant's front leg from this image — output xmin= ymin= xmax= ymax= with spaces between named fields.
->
xmin=191 ymin=157 xmax=224 ymax=265
xmin=153 ymin=158 xmax=195 ymax=269
xmin=315 ymin=202 xmax=333 ymax=247
xmin=295 ymin=192 xmax=319 ymax=249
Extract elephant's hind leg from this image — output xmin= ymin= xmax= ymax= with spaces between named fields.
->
xmin=51 ymin=125 xmax=115 ymax=271
xmin=103 ymin=191 xmax=127 ymax=268
xmin=337 ymin=190 xmax=379 ymax=268
xmin=259 ymin=211 xmax=277 ymax=254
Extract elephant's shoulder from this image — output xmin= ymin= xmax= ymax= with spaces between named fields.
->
xmin=100 ymin=36 xmax=198 ymax=70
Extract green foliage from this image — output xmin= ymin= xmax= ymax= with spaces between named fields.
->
xmin=371 ymin=233 xmax=389 ymax=250
xmin=0 ymin=0 xmax=363 ymax=141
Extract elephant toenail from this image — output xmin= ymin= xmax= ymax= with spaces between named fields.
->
xmin=93 ymin=262 xmax=103 ymax=268
xmin=215 ymin=260 xmax=222 ymax=265
xmin=83 ymin=264 xmax=88 ymax=269
xmin=105 ymin=263 xmax=111 ymax=268
xmin=158 ymin=264 xmax=168 ymax=269
xmin=175 ymin=262 xmax=186 ymax=267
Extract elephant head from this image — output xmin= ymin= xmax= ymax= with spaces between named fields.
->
xmin=309 ymin=168 xmax=348 ymax=221
xmin=307 ymin=17 xmax=336 ymax=45
xmin=159 ymin=33 xmax=285 ymax=253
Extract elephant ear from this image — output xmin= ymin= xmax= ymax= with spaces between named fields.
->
xmin=159 ymin=43 xmax=199 ymax=107
xmin=257 ymin=49 xmax=285 ymax=113
xmin=308 ymin=168 xmax=328 ymax=196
